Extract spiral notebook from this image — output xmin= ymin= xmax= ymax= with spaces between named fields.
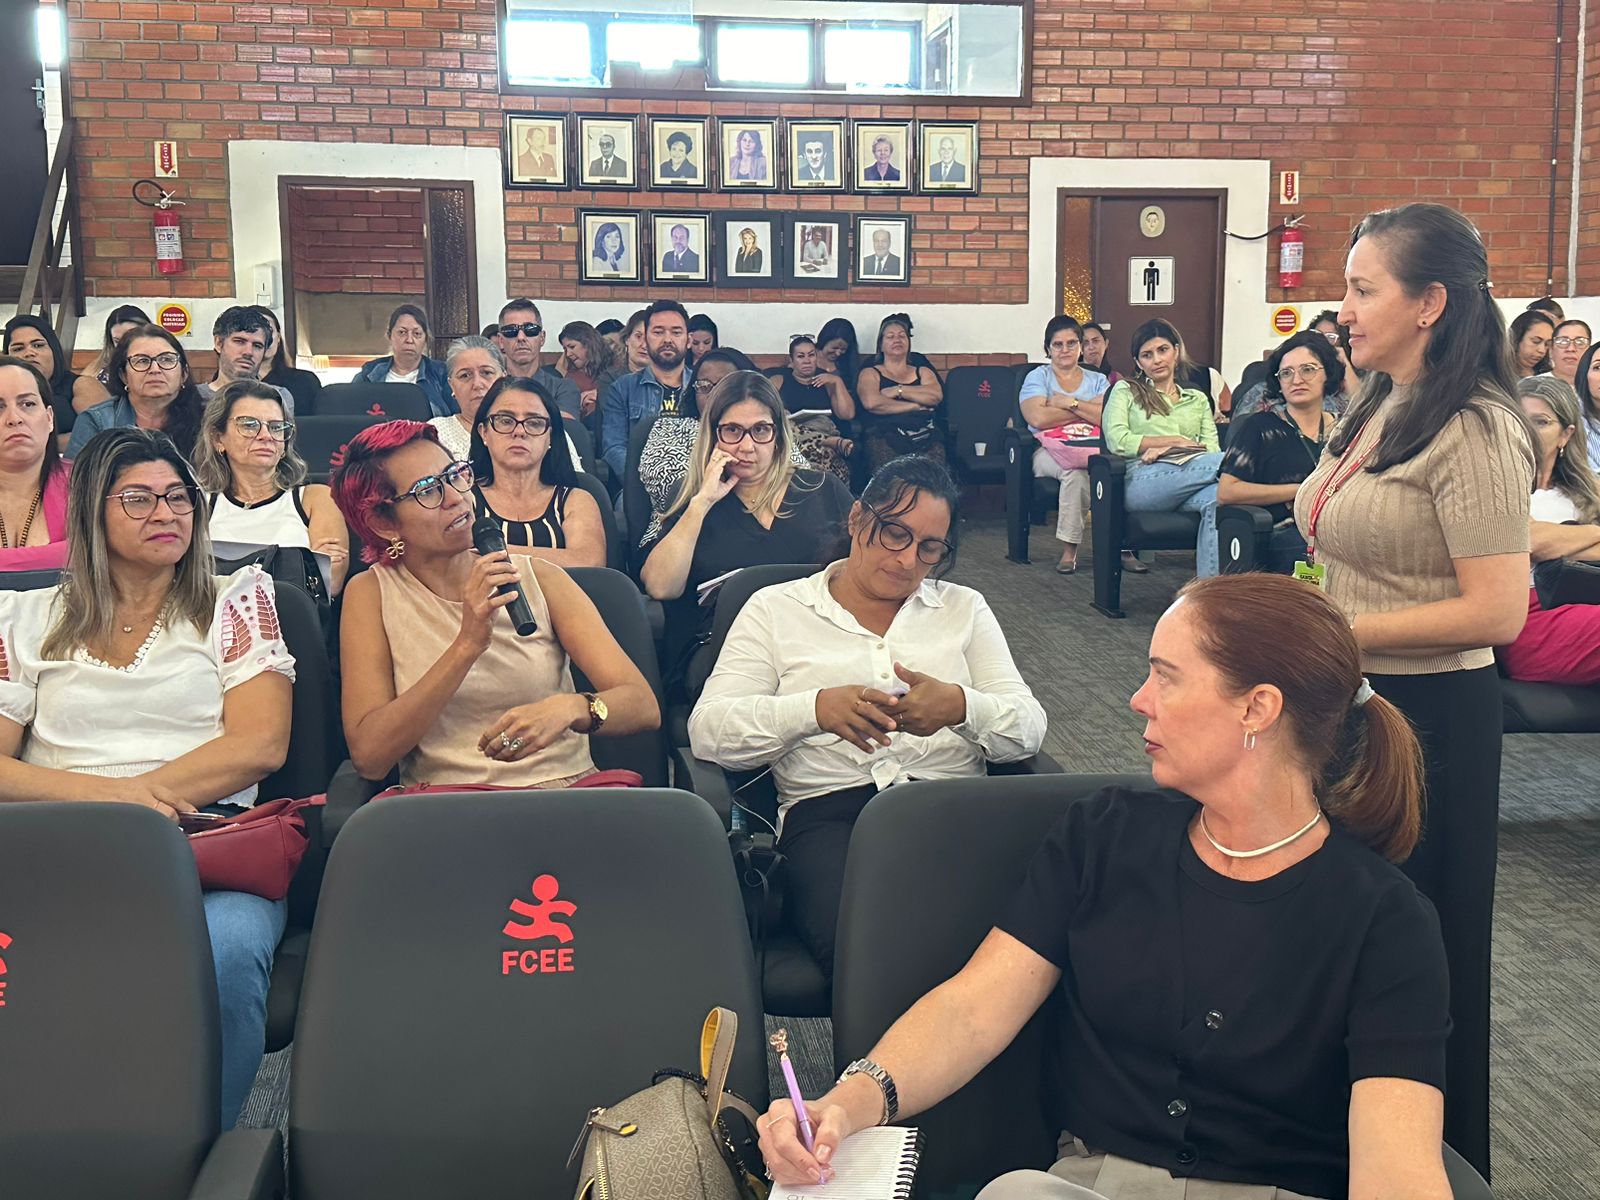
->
xmin=773 ymin=1126 xmax=922 ymax=1199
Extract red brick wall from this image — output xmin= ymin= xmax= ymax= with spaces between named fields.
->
xmin=1578 ymin=0 xmax=1600 ymax=293
xmin=66 ymin=0 xmax=1583 ymax=306
xmin=284 ymin=187 xmax=426 ymax=295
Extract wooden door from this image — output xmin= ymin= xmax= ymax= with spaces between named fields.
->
xmin=0 ymin=2 xmax=50 ymax=265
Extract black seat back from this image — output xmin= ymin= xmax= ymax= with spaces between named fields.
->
xmin=572 ymin=471 xmax=626 ymax=573
xmin=293 ymin=414 xmax=391 ymax=484
xmin=0 ymin=803 xmax=220 ymax=1199
xmin=318 ymin=380 xmax=431 ymax=421
xmin=0 ymin=568 xmax=63 ymax=591
xmin=289 ymin=788 xmax=766 ymax=1199
xmin=684 ymin=563 xmax=817 ymax=703
xmin=945 ymin=364 xmax=1021 ymax=482
xmin=832 ymin=773 xmax=1154 ymax=1192
xmin=622 ymin=413 xmax=659 ymax=574
xmin=566 ymin=566 xmax=669 ymax=786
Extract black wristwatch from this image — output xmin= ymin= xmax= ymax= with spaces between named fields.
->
xmin=837 ymin=1058 xmax=899 ymax=1125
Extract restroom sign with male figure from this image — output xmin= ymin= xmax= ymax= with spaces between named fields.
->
xmin=1129 ymin=256 xmax=1175 ymax=305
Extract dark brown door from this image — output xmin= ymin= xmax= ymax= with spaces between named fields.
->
xmin=1058 ymin=192 xmax=1225 ymax=372
xmin=0 ymin=2 xmax=50 ymax=265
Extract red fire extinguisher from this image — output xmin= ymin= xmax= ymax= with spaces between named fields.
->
xmin=1278 ymin=216 xmax=1305 ymax=289
xmin=134 ymin=179 xmax=186 ymax=276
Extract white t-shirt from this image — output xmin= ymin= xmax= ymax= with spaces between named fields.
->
xmin=385 ymin=366 xmax=421 ymax=385
xmin=1529 ymin=487 xmax=1580 ymax=584
xmin=0 ymin=565 xmax=296 ymax=806
xmin=207 ymin=488 xmax=312 ymax=551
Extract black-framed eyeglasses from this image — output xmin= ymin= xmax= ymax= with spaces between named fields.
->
xmin=107 ymin=485 xmax=197 ymax=519
xmin=715 ymin=420 xmax=776 ymax=446
xmin=395 ymin=461 xmax=474 ymax=509
xmin=126 ymin=352 xmax=181 ymax=372
xmin=861 ymin=499 xmax=953 ymax=565
xmin=1275 ymin=363 xmax=1325 ymax=383
xmin=485 ymin=413 xmax=551 ymax=436
xmin=1553 ymin=336 xmax=1591 ymax=349
xmin=498 ymin=322 xmax=543 ymax=340
xmin=231 ymin=415 xmax=294 ymax=442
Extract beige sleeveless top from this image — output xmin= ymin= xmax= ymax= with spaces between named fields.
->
xmin=374 ymin=558 xmax=596 ymax=788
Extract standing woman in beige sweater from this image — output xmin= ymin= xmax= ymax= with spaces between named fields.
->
xmin=1295 ymin=203 xmax=1533 ymax=1182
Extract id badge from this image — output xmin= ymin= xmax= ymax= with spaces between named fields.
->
xmin=1293 ymin=560 xmax=1327 ymax=590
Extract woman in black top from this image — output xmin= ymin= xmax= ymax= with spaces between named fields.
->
xmin=773 ymin=335 xmax=855 ymax=484
xmin=1218 ymin=331 xmax=1345 ymax=573
xmin=468 ymin=376 xmax=604 ymax=568
xmin=757 ymin=573 xmax=1453 ymax=1200
xmin=4 ymin=314 xmax=79 ymax=447
xmin=642 ymin=371 xmax=852 ymax=689
xmin=252 ymin=305 xmax=323 ymax=415
xmin=857 ymin=313 xmax=945 ymax=472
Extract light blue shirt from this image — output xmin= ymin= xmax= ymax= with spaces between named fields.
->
xmin=1018 ymin=365 xmax=1108 ymax=433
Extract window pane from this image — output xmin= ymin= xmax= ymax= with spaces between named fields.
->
xmin=504 ymin=19 xmax=597 ymax=86
xmin=608 ymin=20 xmax=701 ymax=71
xmin=823 ymin=27 xmax=914 ymax=91
xmin=714 ymin=24 xmax=812 ymax=86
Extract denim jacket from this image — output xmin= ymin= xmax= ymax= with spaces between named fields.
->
xmin=600 ymin=366 xmax=694 ymax=477
xmin=354 ymin=355 xmax=457 ymax=418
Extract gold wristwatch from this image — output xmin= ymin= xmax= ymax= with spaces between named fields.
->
xmin=582 ymin=692 xmax=608 ymax=734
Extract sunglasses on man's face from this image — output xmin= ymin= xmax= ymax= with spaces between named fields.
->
xmin=498 ymin=323 xmax=544 ymax=340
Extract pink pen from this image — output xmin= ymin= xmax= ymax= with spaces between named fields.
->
xmin=770 ymin=1029 xmax=817 ymax=1154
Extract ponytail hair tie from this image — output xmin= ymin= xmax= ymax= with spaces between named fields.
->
xmin=1478 ymin=279 xmax=1493 ymax=293
xmin=1353 ymin=678 xmax=1375 ymax=707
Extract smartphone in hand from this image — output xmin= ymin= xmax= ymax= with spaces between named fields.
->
xmin=178 ymin=811 xmax=227 ymax=833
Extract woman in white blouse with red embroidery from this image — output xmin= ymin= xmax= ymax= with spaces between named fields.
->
xmin=0 ymin=428 xmax=295 ymax=1130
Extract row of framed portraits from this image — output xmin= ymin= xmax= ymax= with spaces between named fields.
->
xmin=507 ymin=114 xmax=979 ymax=195
xmin=580 ymin=210 xmax=914 ymax=289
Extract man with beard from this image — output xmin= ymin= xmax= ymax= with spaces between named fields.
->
xmin=197 ymin=306 xmax=296 ymax=416
xmin=493 ymin=298 xmax=582 ymax=419
xmin=600 ymin=299 xmax=694 ymax=478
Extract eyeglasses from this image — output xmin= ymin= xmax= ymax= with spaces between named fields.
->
xmin=126 ymin=352 xmax=181 ymax=372
xmin=1320 ymin=330 xmax=1341 ymax=344
xmin=1553 ymin=336 xmax=1591 ymax=349
xmin=107 ymin=485 xmax=197 ymax=519
xmin=231 ymin=415 xmax=294 ymax=441
xmin=395 ymin=461 xmax=475 ymax=509
xmin=692 ymin=377 xmax=719 ymax=394
xmin=1275 ymin=363 xmax=1326 ymax=383
xmin=498 ymin=322 xmax=544 ymax=340
xmin=485 ymin=413 xmax=551 ymax=436
xmin=861 ymin=500 xmax=953 ymax=565
xmin=715 ymin=420 xmax=776 ymax=446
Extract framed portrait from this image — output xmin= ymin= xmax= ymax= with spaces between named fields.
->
xmin=719 ymin=119 xmax=780 ymax=191
xmin=648 ymin=117 xmax=711 ymax=190
xmin=918 ymin=121 xmax=978 ymax=193
xmin=854 ymin=120 xmax=913 ymax=194
xmin=651 ymin=212 xmax=712 ymax=285
xmin=782 ymin=213 xmax=848 ymax=290
xmin=578 ymin=210 xmax=642 ymax=284
xmin=854 ymin=214 xmax=912 ymax=286
xmin=506 ymin=113 xmax=569 ymax=188
xmin=713 ymin=212 xmax=778 ymax=287
xmin=786 ymin=119 xmax=846 ymax=191
xmin=576 ymin=115 xmax=638 ymax=189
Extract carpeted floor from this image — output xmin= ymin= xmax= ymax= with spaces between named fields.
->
xmin=243 ymin=516 xmax=1600 ymax=1198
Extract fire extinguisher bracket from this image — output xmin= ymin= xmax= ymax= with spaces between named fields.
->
xmin=134 ymin=178 xmax=186 ymax=276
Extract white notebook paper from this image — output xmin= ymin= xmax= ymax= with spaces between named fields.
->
xmin=773 ymin=1126 xmax=922 ymax=1200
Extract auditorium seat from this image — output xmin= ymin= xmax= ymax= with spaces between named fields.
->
xmin=0 ymin=802 xmax=284 ymax=1200
xmin=293 ymin=414 xmax=390 ymax=484
xmin=0 ymin=568 xmax=63 ymax=591
xmin=1499 ymin=673 xmax=1600 ymax=734
xmin=829 ymin=775 xmax=1495 ymax=1199
xmin=572 ymin=471 xmax=626 ymax=573
xmin=316 ymin=380 xmax=431 ymax=421
xmin=1215 ymin=504 xmax=1273 ymax=574
xmin=277 ymin=788 xmax=766 ymax=1199
xmin=946 ymin=364 xmax=1021 ymax=488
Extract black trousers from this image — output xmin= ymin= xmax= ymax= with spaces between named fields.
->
xmin=777 ymin=784 xmax=879 ymax=981
xmin=1368 ymin=665 xmax=1502 ymax=1180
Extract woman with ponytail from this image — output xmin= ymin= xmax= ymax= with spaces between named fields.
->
xmin=758 ymin=572 xmax=1454 ymax=1200
xmin=1293 ymin=203 xmax=1534 ymax=1178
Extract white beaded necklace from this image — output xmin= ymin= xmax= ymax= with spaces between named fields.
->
xmin=1198 ymin=808 xmax=1323 ymax=859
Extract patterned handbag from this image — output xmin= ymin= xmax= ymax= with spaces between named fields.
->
xmin=569 ymin=1007 xmax=768 ymax=1200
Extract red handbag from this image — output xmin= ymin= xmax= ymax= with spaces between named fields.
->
xmin=186 ymin=796 xmax=324 ymax=901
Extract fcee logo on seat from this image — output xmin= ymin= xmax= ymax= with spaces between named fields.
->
xmin=0 ymin=930 xmax=12 ymax=1007
xmin=500 ymin=874 xmax=577 ymax=977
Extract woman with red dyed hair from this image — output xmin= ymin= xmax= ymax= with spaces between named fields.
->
xmin=329 ymin=420 xmax=657 ymax=787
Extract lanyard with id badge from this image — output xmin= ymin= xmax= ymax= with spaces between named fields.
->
xmin=1298 ymin=422 xmax=1378 ymax=590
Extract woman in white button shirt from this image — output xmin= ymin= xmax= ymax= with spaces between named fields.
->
xmin=688 ymin=456 xmax=1046 ymax=978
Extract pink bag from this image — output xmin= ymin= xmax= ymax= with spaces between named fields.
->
xmin=188 ymin=795 xmax=324 ymax=900
xmin=1035 ymin=422 xmax=1102 ymax=472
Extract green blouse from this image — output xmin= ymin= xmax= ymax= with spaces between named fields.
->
xmin=1102 ymin=380 xmax=1220 ymax=458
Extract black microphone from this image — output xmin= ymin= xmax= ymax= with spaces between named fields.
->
xmin=471 ymin=517 xmax=539 ymax=637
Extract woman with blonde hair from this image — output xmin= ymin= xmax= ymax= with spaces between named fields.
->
xmin=642 ymin=371 xmax=851 ymax=689
xmin=1499 ymin=375 xmax=1600 ymax=685
xmin=194 ymin=380 xmax=349 ymax=595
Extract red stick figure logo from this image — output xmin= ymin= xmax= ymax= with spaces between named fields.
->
xmin=978 ymin=379 xmax=992 ymax=398
xmin=366 ymin=404 xmax=387 ymax=417
xmin=502 ymin=874 xmax=576 ymax=942
xmin=330 ymin=443 xmax=349 ymax=469
xmin=0 ymin=930 xmax=12 ymax=1007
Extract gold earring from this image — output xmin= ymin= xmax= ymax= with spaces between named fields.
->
xmin=1243 ymin=727 xmax=1258 ymax=751
xmin=385 ymin=538 xmax=405 ymax=561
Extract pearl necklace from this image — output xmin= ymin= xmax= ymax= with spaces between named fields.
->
xmin=1198 ymin=808 xmax=1323 ymax=859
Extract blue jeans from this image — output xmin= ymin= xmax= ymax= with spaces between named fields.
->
xmin=203 ymin=889 xmax=286 ymax=1129
xmin=1123 ymin=453 xmax=1224 ymax=578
